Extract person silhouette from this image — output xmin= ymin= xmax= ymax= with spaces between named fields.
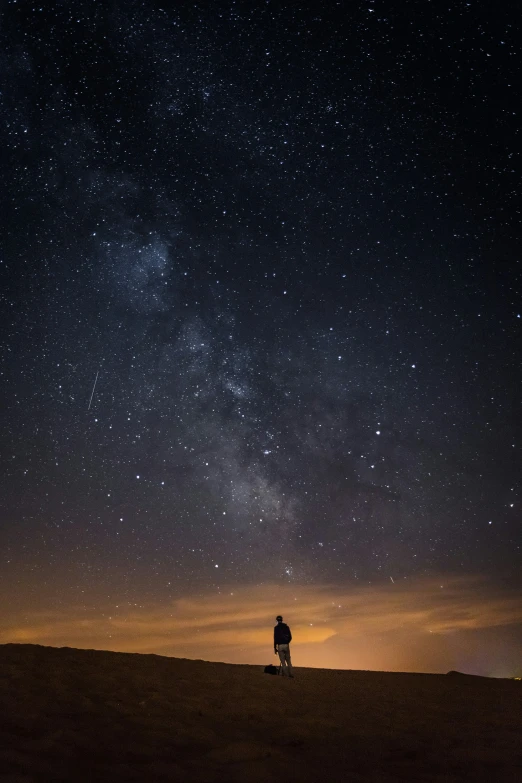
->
xmin=274 ymin=615 xmax=294 ymax=677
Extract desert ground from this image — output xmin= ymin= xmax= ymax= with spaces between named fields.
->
xmin=0 ymin=644 xmax=520 ymax=782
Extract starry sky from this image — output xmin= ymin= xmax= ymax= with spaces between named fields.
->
xmin=1 ymin=0 xmax=521 ymax=675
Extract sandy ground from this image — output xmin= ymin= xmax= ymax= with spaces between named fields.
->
xmin=0 ymin=644 xmax=521 ymax=782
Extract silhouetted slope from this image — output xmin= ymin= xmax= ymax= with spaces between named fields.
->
xmin=0 ymin=644 xmax=521 ymax=782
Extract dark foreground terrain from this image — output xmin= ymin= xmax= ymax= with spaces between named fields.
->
xmin=0 ymin=644 xmax=520 ymax=782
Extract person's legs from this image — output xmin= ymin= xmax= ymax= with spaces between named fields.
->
xmin=285 ymin=647 xmax=294 ymax=677
xmin=278 ymin=644 xmax=289 ymax=675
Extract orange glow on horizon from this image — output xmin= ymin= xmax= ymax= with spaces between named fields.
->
xmin=1 ymin=575 xmax=521 ymax=677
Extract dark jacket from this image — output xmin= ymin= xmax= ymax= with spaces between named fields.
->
xmin=274 ymin=622 xmax=292 ymax=646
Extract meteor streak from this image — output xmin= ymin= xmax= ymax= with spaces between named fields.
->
xmin=88 ymin=370 xmax=99 ymax=410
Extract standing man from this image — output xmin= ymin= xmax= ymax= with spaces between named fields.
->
xmin=274 ymin=615 xmax=294 ymax=678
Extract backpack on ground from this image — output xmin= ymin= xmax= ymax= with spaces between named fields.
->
xmin=264 ymin=664 xmax=280 ymax=675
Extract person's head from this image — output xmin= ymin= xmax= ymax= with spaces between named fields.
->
xmin=276 ymin=615 xmax=283 ymax=623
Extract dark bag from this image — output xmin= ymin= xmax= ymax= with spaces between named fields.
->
xmin=264 ymin=664 xmax=279 ymax=675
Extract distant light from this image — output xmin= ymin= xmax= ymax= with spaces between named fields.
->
xmin=411 ymin=364 xmax=416 ymax=368
xmin=136 ymin=475 xmax=140 ymax=479
xmin=215 ymin=564 xmax=219 ymax=568
xmin=376 ymin=430 xmax=381 ymax=435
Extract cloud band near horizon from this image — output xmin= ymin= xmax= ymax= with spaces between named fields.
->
xmin=2 ymin=575 xmax=521 ymax=677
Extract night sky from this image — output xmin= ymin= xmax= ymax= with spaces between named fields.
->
xmin=1 ymin=0 xmax=521 ymax=675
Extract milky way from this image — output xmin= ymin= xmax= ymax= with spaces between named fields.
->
xmin=0 ymin=1 xmax=520 ymax=640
